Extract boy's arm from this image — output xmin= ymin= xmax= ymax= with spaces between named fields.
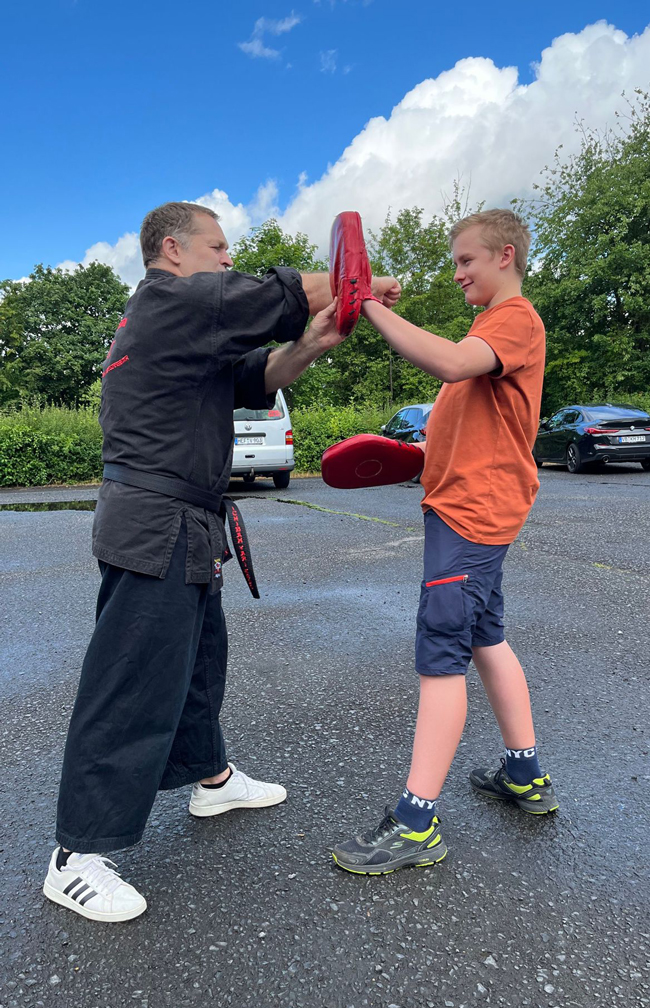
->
xmin=300 ymin=274 xmax=401 ymax=314
xmin=362 ymin=301 xmax=498 ymax=383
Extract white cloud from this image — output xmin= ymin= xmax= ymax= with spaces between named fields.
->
xmin=58 ymin=232 xmax=142 ymax=288
xmin=57 ymin=183 xmax=280 ymax=288
xmin=320 ymin=49 xmax=338 ymax=73
xmin=279 ymin=21 xmax=650 ymax=251
xmin=55 ymin=21 xmax=650 ymax=284
xmin=238 ymin=13 xmax=302 ymax=60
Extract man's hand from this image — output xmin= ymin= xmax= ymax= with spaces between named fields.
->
xmin=301 ymin=299 xmax=345 ymax=354
xmin=371 ymin=276 xmax=401 ymax=308
xmin=264 ymin=300 xmax=344 ymax=393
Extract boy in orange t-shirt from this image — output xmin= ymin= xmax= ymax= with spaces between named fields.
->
xmin=333 ymin=209 xmax=558 ymax=874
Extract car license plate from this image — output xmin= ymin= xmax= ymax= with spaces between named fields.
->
xmin=236 ymin=437 xmax=264 ymax=445
xmin=618 ymin=435 xmax=646 ymax=443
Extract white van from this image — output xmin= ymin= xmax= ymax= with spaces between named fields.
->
xmin=231 ymin=389 xmax=294 ymax=489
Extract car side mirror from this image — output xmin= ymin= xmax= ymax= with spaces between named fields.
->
xmin=380 ymin=425 xmax=386 ymax=432
xmin=539 ymin=420 xmax=550 ymax=431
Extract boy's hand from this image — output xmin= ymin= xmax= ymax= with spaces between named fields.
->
xmin=371 ymin=277 xmax=401 ymax=308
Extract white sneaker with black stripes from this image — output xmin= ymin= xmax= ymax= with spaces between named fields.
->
xmin=43 ymin=849 xmax=147 ymax=922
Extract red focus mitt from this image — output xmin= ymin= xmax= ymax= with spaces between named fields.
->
xmin=321 ymin=434 xmax=424 ymax=489
xmin=329 ymin=211 xmax=381 ymax=335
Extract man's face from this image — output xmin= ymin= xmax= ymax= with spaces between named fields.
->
xmin=452 ymin=226 xmax=503 ymax=308
xmin=175 ymin=215 xmax=234 ymax=275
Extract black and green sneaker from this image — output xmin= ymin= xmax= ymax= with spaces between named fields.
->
xmin=332 ymin=807 xmax=448 ymax=875
xmin=469 ymin=759 xmax=559 ymax=814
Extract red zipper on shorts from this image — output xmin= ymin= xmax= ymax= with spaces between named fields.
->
xmin=425 ymin=575 xmax=469 ymax=587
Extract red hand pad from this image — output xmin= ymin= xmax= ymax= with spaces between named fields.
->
xmin=329 ymin=211 xmax=380 ymax=335
xmin=321 ymin=434 xmax=424 ymax=489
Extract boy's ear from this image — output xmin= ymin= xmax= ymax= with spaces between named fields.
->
xmin=500 ymin=244 xmax=516 ymax=269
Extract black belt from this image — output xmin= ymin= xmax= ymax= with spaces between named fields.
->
xmin=103 ymin=463 xmax=259 ymax=598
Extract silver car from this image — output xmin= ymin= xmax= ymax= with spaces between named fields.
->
xmin=231 ymin=390 xmax=294 ymax=488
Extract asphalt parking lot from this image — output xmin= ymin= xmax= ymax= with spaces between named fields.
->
xmin=1 ymin=465 xmax=649 ymax=1008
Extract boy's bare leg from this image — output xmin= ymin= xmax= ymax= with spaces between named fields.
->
xmin=407 ymin=674 xmax=467 ymax=799
xmin=471 ymin=640 xmax=535 ymax=748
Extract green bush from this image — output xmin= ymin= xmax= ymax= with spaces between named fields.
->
xmin=617 ymin=392 xmax=650 ymax=414
xmin=0 ymin=406 xmax=103 ymax=486
xmin=0 ymin=402 xmax=410 ymax=485
xmin=291 ymin=405 xmax=399 ymax=472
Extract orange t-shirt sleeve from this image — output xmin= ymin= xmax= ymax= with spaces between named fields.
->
xmin=470 ymin=304 xmax=533 ymax=378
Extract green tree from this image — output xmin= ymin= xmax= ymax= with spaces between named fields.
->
xmin=0 ymin=262 xmax=129 ymax=408
xmin=231 ymin=219 xmax=327 ymax=275
xmin=232 ymin=219 xmax=333 ymax=409
xmin=519 ymin=90 xmax=650 ymax=413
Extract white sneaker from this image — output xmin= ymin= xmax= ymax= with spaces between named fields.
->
xmin=189 ymin=762 xmax=287 ymax=817
xmin=43 ymin=849 xmax=147 ymax=922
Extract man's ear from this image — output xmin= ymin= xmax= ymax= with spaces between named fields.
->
xmin=500 ymin=244 xmax=516 ymax=269
xmin=161 ymin=235 xmax=183 ymax=265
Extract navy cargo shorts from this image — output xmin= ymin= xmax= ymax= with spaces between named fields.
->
xmin=415 ymin=509 xmax=510 ymax=676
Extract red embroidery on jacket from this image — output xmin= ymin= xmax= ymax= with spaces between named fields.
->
xmin=117 ymin=318 xmax=127 ymax=329
xmin=102 ymin=354 xmax=129 ymax=377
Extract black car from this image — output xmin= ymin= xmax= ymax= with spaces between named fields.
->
xmin=380 ymin=403 xmax=432 ymax=443
xmin=533 ymin=403 xmax=650 ymax=473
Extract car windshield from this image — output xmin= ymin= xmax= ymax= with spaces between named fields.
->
xmin=234 ymin=395 xmax=285 ymax=422
xmin=586 ymin=407 xmax=649 ymax=421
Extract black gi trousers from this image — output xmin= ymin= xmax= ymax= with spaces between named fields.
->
xmin=56 ymin=523 xmax=229 ymax=853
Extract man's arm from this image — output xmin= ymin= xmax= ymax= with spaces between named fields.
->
xmin=361 ymin=301 xmax=498 ymax=383
xmin=300 ymin=274 xmax=401 ymax=315
xmin=264 ymin=301 xmax=341 ymax=392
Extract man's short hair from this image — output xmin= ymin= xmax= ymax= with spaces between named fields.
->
xmin=140 ymin=202 xmax=220 ymax=267
xmin=449 ymin=209 xmax=531 ymax=278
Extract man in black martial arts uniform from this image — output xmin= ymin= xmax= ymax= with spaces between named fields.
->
xmin=43 ymin=201 xmax=400 ymax=921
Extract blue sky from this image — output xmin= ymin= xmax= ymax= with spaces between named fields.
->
xmin=2 ymin=1 xmax=649 ymax=281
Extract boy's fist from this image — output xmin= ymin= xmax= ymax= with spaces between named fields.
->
xmin=371 ymin=277 xmax=401 ymax=308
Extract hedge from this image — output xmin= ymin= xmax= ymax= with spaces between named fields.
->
xmin=0 ymin=421 xmax=103 ymax=487
xmin=0 ymin=403 xmax=398 ymax=487
xmin=291 ymin=405 xmax=394 ymax=472
xmin=3 ymin=393 xmax=650 ymax=487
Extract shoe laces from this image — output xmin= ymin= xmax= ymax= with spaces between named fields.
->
xmin=62 ymin=856 xmax=124 ymax=897
xmin=362 ymin=807 xmax=399 ymax=844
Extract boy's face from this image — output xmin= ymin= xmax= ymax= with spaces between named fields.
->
xmin=452 ymin=226 xmax=510 ymax=308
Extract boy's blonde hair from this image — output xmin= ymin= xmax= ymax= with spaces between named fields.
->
xmin=449 ymin=209 xmax=531 ymax=278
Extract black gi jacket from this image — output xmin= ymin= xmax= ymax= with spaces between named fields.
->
xmin=92 ymin=266 xmax=309 ymax=589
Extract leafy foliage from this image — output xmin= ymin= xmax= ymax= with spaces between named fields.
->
xmin=0 ymin=404 xmax=103 ymax=486
xmin=519 ymin=90 xmax=650 ymax=412
xmin=291 ymin=404 xmax=400 ymax=473
xmin=0 ymin=263 xmax=129 ymax=408
xmin=0 ymin=400 xmax=399 ymax=485
xmin=231 ymin=219 xmax=327 ymax=275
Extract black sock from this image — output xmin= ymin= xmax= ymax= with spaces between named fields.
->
xmin=56 ymin=847 xmax=72 ymax=870
xmin=200 ymin=768 xmax=232 ymax=790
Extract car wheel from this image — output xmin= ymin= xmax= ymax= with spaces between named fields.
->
xmin=242 ymin=473 xmax=255 ymax=485
xmin=566 ymin=443 xmax=584 ymax=474
xmin=641 ymin=460 xmax=650 ymax=472
xmin=533 ymin=452 xmax=543 ymax=468
xmin=273 ymin=471 xmax=291 ymax=489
